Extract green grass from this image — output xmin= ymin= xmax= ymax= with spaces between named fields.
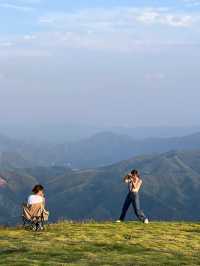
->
xmin=0 ymin=221 xmax=200 ymax=265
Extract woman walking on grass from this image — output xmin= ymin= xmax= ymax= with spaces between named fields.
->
xmin=117 ymin=169 xmax=149 ymax=224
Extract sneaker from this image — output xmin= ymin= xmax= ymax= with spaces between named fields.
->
xmin=116 ymin=220 xmax=122 ymax=223
xmin=144 ymin=218 xmax=149 ymax=224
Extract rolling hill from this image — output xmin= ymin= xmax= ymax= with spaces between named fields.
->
xmin=1 ymin=149 xmax=200 ymax=224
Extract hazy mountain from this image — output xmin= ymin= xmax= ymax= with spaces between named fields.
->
xmin=1 ymin=123 xmax=200 ymax=142
xmin=2 ymin=131 xmax=200 ymax=169
xmin=112 ymin=125 xmax=200 ymax=139
xmin=57 ymin=131 xmax=200 ymax=168
xmin=1 ymin=149 xmax=200 ymax=224
xmin=0 ymin=133 xmax=20 ymax=151
xmin=46 ymin=149 xmax=200 ymax=221
xmin=0 ymin=169 xmax=37 ymax=224
xmin=0 ymin=134 xmax=56 ymax=168
xmin=0 ymin=152 xmax=34 ymax=169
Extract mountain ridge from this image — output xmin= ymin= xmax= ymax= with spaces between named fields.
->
xmin=2 ymin=131 xmax=200 ymax=169
xmin=1 ymin=148 xmax=200 ymax=224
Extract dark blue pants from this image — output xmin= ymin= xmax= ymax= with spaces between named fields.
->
xmin=119 ymin=192 xmax=146 ymax=222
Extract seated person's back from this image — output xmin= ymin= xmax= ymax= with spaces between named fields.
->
xmin=28 ymin=194 xmax=43 ymax=205
xmin=24 ymin=184 xmax=49 ymax=228
xmin=28 ymin=184 xmax=44 ymax=206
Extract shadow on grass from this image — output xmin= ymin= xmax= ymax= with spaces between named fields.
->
xmin=0 ymin=240 xmax=198 ymax=266
xmin=0 ymin=236 xmax=20 ymax=241
xmin=0 ymin=247 xmax=28 ymax=256
xmin=90 ymin=242 xmax=152 ymax=253
xmin=184 ymin=229 xmax=200 ymax=234
xmin=81 ymin=242 xmax=199 ymax=266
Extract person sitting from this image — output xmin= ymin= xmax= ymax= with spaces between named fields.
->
xmin=23 ymin=184 xmax=49 ymax=231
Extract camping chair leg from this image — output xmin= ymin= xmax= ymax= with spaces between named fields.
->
xmin=41 ymin=218 xmax=44 ymax=230
xmin=34 ymin=217 xmax=44 ymax=231
xmin=22 ymin=217 xmax=27 ymax=227
xmin=37 ymin=219 xmax=44 ymax=231
xmin=32 ymin=223 xmax=37 ymax=231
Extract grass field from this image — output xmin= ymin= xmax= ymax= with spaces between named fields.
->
xmin=0 ymin=221 xmax=200 ymax=265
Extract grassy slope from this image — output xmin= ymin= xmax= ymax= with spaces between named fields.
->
xmin=0 ymin=222 xmax=200 ymax=266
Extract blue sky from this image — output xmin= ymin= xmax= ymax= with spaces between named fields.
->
xmin=1 ymin=0 xmax=200 ymax=34
xmin=1 ymin=0 xmax=200 ymax=53
xmin=0 ymin=0 xmax=200 ymax=133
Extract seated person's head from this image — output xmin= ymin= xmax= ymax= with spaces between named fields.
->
xmin=32 ymin=184 xmax=44 ymax=196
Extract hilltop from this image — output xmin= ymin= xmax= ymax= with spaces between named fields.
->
xmin=0 ymin=221 xmax=200 ymax=265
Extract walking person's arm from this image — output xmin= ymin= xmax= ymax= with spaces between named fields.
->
xmin=123 ymin=174 xmax=132 ymax=183
xmin=132 ymin=177 xmax=142 ymax=192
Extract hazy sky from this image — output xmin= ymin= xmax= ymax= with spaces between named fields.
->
xmin=0 ymin=0 xmax=200 ymax=130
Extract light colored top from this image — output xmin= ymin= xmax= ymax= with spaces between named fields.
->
xmin=28 ymin=194 xmax=43 ymax=205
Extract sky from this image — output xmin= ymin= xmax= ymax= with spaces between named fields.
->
xmin=0 ymin=0 xmax=200 ymax=137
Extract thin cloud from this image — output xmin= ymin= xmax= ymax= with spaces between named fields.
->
xmin=22 ymin=0 xmax=41 ymax=3
xmin=0 ymin=48 xmax=51 ymax=57
xmin=145 ymin=73 xmax=166 ymax=81
xmin=0 ymin=2 xmax=35 ymax=11
xmin=35 ymin=7 xmax=200 ymax=51
xmin=1 ymin=6 xmax=200 ymax=54
xmin=182 ymin=0 xmax=200 ymax=6
xmin=23 ymin=34 xmax=36 ymax=40
xmin=137 ymin=11 xmax=194 ymax=27
xmin=39 ymin=7 xmax=200 ymax=31
xmin=2 ymin=31 xmax=199 ymax=56
xmin=0 ymin=41 xmax=13 ymax=47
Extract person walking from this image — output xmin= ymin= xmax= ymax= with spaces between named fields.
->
xmin=117 ymin=169 xmax=149 ymax=224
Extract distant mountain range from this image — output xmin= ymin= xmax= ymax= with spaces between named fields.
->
xmin=1 ymin=149 xmax=200 ymax=224
xmin=1 ymin=124 xmax=200 ymax=142
xmin=58 ymin=131 xmax=200 ymax=168
xmin=2 ymin=131 xmax=200 ymax=169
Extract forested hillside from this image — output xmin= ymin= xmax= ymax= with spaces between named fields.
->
xmin=1 ymin=149 xmax=200 ymax=224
